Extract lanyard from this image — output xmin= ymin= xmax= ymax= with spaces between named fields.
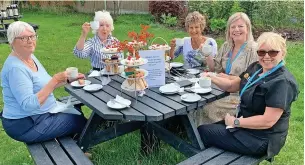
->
xmin=235 ymin=61 xmax=285 ymax=117
xmin=225 ymin=42 xmax=247 ymax=74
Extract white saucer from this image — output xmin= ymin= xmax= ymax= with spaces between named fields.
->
xmin=187 ymin=69 xmax=200 ymax=75
xmin=107 ymin=100 xmax=126 ymax=109
xmin=181 ymin=93 xmax=201 ymax=103
xmin=159 ymin=83 xmax=180 ymax=94
xmin=70 ymin=80 xmax=91 ymax=88
xmin=170 ymin=62 xmax=184 ymax=68
xmin=191 ymin=87 xmax=212 ymax=94
xmin=83 ymin=84 xmax=103 ymax=92
xmin=107 ymin=98 xmax=131 ymax=110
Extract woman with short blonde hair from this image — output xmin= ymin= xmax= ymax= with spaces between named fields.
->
xmin=198 ymin=32 xmax=299 ymax=158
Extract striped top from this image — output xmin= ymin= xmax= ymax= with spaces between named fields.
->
xmin=73 ymin=35 xmax=123 ymax=69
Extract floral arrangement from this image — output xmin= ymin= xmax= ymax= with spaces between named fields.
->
xmin=118 ymin=24 xmax=154 ymax=59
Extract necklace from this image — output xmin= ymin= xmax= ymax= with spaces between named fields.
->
xmin=13 ymin=51 xmax=36 ymax=69
xmin=191 ymin=36 xmax=206 ymax=49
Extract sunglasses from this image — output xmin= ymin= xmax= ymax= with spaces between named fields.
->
xmin=257 ymin=50 xmax=280 ymax=57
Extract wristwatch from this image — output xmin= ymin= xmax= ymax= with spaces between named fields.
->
xmin=234 ymin=118 xmax=240 ymax=127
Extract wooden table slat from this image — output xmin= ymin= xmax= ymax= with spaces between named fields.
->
xmin=65 ymin=85 xmax=124 ymax=120
xmin=106 ymin=78 xmax=176 ymax=119
xmin=89 ymin=77 xmax=164 ymax=121
xmin=112 ymin=76 xmax=187 ymax=114
xmin=87 ymin=77 xmax=146 ymax=121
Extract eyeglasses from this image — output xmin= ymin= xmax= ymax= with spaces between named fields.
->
xmin=15 ymin=35 xmax=38 ymax=42
xmin=257 ymin=50 xmax=280 ymax=57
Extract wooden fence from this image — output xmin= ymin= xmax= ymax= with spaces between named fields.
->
xmin=24 ymin=1 xmax=149 ymax=14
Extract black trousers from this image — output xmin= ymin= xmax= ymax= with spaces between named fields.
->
xmin=197 ymin=121 xmax=268 ymax=156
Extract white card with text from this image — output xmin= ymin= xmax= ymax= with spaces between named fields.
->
xmin=139 ymin=50 xmax=165 ymax=87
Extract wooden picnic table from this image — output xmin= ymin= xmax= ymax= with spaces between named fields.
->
xmin=64 ymin=74 xmax=229 ymax=157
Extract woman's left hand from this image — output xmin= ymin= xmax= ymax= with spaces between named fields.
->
xmin=225 ymin=113 xmax=235 ymax=127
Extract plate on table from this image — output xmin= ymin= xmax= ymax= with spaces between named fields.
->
xmin=159 ymin=83 xmax=180 ymax=94
xmin=181 ymin=93 xmax=201 ymax=103
xmin=170 ymin=62 xmax=184 ymax=68
xmin=107 ymin=96 xmax=131 ymax=110
xmin=83 ymin=84 xmax=103 ymax=92
xmin=70 ymin=80 xmax=91 ymax=88
xmin=190 ymin=87 xmax=212 ymax=94
xmin=187 ymin=69 xmax=200 ymax=75
xmin=120 ymin=58 xmax=148 ymax=67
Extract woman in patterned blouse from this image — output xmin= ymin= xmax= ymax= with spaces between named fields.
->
xmin=73 ymin=10 xmax=122 ymax=70
xmin=169 ymin=11 xmax=218 ymax=69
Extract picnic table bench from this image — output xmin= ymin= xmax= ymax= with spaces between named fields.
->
xmin=25 ymin=96 xmax=92 ymax=165
xmin=26 ymin=136 xmax=93 ymax=165
xmin=0 ymin=15 xmax=39 ymax=44
xmin=177 ymin=146 xmax=272 ymax=165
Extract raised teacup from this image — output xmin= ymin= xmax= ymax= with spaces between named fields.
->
xmin=90 ymin=21 xmax=99 ymax=30
xmin=175 ymin=38 xmax=184 ymax=47
xmin=66 ymin=67 xmax=78 ymax=80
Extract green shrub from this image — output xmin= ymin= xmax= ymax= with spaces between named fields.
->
xmin=210 ymin=18 xmax=226 ymax=33
xmin=189 ymin=1 xmax=304 ymax=31
xmin=161 ymin=13 xmax=178 ymax=27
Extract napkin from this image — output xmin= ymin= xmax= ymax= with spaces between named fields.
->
xmin=138 ymin=90 xmax=146 ymax=97
xmin=226 ymin=126 xmax=234 ymax=129
xmin=173 ymin=76 xmax=187 ymax=82
xmin=192 ymin=82 xmax=201 ymax=89
xmin=115 ymin=95 xmax=131 ymax=107
xmin=88 ymin=70 xmax=100 ymax=77
xmin=49 ymin=100 xmax=81 ymax=115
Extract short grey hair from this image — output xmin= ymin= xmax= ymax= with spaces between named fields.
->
xmin=92 ymin=10 xmax=114 ymax=34
xmin=7 ymin=21 xmax=35 ymax=45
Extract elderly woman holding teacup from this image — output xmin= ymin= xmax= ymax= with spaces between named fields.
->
xmin=73 ymin=10 xmax=122 ymax=71
xmin=169 ymin=11 xmax=218 ymax=69
xmin=1 ymin=21 xmax=87 ymax=143
xmin=197 ymin=32 xmax=299 ymax=158
xmin=194 ymin=12 xmax=259 ymax=125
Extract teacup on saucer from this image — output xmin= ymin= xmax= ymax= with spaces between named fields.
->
xmin=199 ymin=77 xmax=211 ymax=88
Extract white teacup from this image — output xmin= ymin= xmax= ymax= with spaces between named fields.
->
xmin=90 ymin=21 xmax=99 ymax=30
xmin=199 ymin=77 xmax=211 ymax=88
xmin=66 ymin=67 xmax=78 ymax=80
xmin=175 ymin=38 xmax=184 ymax=47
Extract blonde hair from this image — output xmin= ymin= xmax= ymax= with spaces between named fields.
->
xmin=225 ymin=12 xmax=254 ymax=47
xmin=92 ymin=10 xmax=114 ymax=34
xmin=257 ymin=32 xmax=287 ymax=57
xmin=185 ymin=11 xmax=206 ymax=32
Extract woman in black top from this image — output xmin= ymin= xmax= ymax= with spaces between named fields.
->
xmin=198 ymin=32 xmax=299 ymax=158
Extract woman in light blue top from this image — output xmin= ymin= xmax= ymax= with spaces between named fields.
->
xmin=169 ymin=11 xmax=218 ymax=69
xmin=73 ymin=10 xmax=122 ymax=70
xmin=1 ymin=21 xmax=86 ymax=143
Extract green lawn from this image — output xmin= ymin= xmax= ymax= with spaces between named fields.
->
xmin=0 ymin=11 xmax=303 ymax=165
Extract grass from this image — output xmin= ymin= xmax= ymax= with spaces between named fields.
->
xmin=0 ymin=10 xmax=303 ymax=165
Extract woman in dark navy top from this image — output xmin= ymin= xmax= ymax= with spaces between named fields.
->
xmin=198 ymin=32 xmax=299 ymax=158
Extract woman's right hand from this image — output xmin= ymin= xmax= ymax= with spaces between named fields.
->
xmin=52 ymin=71 xmax=68 ymax=87
xmin=81 ymin=22 xmax=91 ymax=36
